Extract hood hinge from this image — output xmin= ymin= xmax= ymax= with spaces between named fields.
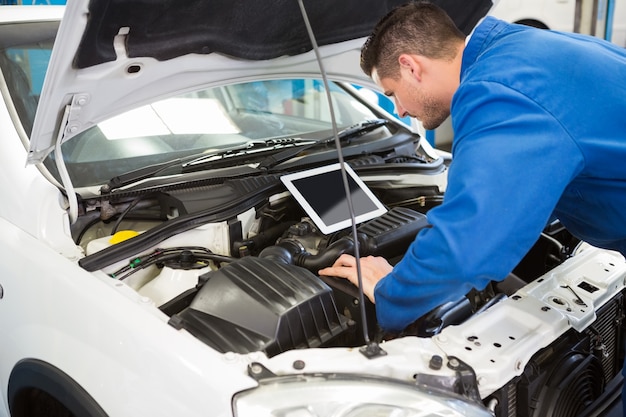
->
xmin=54 ymin=100 xmax=82 ymax=224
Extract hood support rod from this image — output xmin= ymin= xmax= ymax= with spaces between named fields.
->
xmin=297 ymin=0 xmax=385 ymax=358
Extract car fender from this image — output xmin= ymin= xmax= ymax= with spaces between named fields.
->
xmin=0 ymin=216 xmax=257 ymax=417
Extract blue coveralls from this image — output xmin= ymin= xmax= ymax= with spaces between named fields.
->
xmin=375 ymin=15 xmax=626 ymax=330
xmin=374 ymin=13 xmax=626 ymax=356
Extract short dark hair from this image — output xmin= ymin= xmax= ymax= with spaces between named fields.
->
xmin=360 ymin=1 xmax=465 ymax=79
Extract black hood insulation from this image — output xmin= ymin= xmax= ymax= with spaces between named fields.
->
xmin=75 ymin=0 xmax=493 ymax=68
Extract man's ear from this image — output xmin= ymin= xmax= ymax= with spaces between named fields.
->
xmin=398 ymin=54 xmax=422 ymax=80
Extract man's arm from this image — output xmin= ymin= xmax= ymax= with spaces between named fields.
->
xmin=335 ymin=81 xmax=584 ymax=332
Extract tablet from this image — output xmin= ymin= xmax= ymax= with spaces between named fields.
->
xmin=280 ymin=163 xmax=387 ymax=235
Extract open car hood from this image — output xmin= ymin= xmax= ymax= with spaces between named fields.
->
xmin=27 ymin=0 xmax=494 ymax=164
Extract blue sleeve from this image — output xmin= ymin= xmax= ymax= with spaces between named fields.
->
xmin=374 ymin=81 xmax=585 ymax=331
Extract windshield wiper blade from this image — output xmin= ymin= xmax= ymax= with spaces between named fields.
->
xmin=336 ymin=118 xmax=390 ymax=141
xmin=103 ymin=120 xmax=388 ymax=192
xmin=181 ymin=137 xmax=315 ymax=170
xmin=103 ymin=138 xmax=314 ymax=193
xmin=258 ymin=118 xmax=389 ymax=170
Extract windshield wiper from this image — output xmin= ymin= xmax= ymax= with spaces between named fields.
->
xmin=257 ymin=118 xmax=389 ymax=170
xmin=103 ymin=137 xmax=315 ymax=192
xmin=103 ymin=119 xmax=388 ymax=193
xmin=181 ymin=137 xmax=315 ymax=170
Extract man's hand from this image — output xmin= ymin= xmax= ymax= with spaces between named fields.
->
xmin=318 ymin=254 xmax=393 ymax=303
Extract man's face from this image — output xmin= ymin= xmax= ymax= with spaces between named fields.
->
xmin=373 ymin=67 xmax=451 ymax=130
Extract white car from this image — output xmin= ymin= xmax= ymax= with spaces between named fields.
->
xmin=0 ymin=1 xmax=624 ymax=416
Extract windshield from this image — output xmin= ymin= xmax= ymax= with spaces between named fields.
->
xmin=54 ymin=79 xmax=379 ymax=187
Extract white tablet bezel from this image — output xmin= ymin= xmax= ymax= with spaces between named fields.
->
xmin=280 ymin=163 xmax=387 ymax=235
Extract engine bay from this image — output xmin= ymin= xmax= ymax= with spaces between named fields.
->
xmin=71 ymin=156 xmax=626 ymax=417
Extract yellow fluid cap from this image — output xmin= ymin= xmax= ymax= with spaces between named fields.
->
xmin=109 ymin=230 xmax=140 ymax=245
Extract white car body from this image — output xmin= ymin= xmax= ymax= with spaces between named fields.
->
xmin=0 ymin=1 xmax=624 ymax=417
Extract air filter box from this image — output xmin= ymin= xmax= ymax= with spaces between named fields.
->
xmin=169 ymin=257 xmax=350 ymax=357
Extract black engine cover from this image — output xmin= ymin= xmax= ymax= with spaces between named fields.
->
xmin=170 ymin=257 xmax=350 ymax=357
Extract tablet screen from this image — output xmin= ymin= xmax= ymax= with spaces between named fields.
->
xmin=280 ymin=163 xmax=387 ymax=234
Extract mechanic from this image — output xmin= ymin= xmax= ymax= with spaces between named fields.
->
xmin=318 ymin=2 xmax=626 ymax=340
